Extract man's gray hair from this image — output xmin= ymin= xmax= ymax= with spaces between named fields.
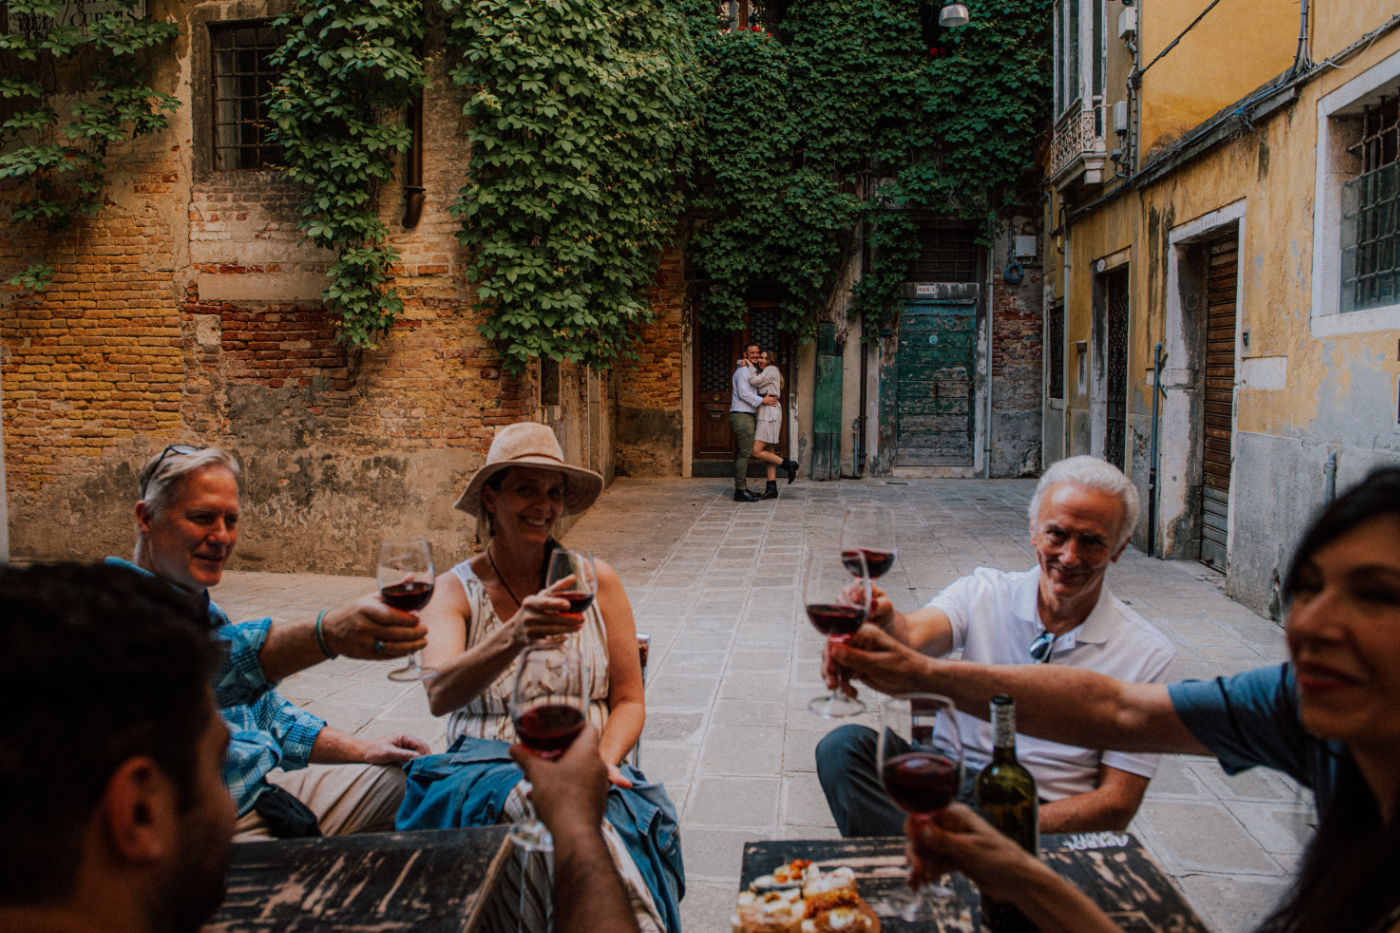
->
xmin=1028 ymin=455 xmax=1139 ymax=547
xmin=138 ymin=446 xmax=240 ymax=520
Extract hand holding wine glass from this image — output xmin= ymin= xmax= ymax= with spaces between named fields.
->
xmin=841 ymin=504 xmax=898 ymax=580
xmin=377 ymin=536 xmax=437 ymax=682
xmin=805 ymin=548 xmax=872 ymax=718
xmin=546 ymin=547 xmax=598 ymax=616
xmin=509 ymin=639 xmax=589 ymax=850
xmin=877 ymin=693 xmax=964 ymax=919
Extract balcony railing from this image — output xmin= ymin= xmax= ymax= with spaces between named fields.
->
xmin=1049 ymin=105 xmax=1107 ymax=189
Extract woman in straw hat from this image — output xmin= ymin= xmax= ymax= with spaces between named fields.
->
xmin=398 ymin=422 xmax=680 ymax=933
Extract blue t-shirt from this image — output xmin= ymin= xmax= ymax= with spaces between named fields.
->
xmin=1167 ymin=663 xmax=1357 ymax=815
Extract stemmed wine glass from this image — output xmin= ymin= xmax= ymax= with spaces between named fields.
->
xmin=508 ymin=639 xmax=589 ymax=850
xmin=546 ymin=547 xmax=598 ymax=617
xmin=877 ymin=693 xmax=964 ymax=919
xmin=841 ymin=504 xmax=898 ymax=580
xmin=377 ymin=535 xmax=438 ymax=682
xmin=805 ymin=548 xmax=873 ymax=718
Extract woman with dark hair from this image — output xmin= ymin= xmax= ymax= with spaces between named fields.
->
xmin=835 ymin=467 xmax=1400 ymax=932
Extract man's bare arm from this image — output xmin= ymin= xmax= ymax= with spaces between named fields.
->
xmin=1038 ymin=764 xmax=1150 ymax=833
xmin=832 ymin=624 xmax=1207 ymax=756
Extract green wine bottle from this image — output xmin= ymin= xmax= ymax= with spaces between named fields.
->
xmin=975 ymin=694 xmax=1039 ymax=932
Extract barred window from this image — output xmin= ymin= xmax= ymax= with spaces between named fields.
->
xmin=210 ymin=21 xmax=284 ymax=171
xmin=1341 ymin=96 xmax=1399 ymax=312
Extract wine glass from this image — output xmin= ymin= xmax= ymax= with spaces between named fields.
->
xmin=877 ymin=693 xmax=964 ymax=918
xmin=508 ymin=640 xmax=589 ymax=850
xmin=841 ymin=504 xmax=898 ymax=580
xmin=546 ymin=547 xmax=598 ymax=618
xmin=805 ymin=548 xmax=872 ymax=718
xmin=377 ymin=536 xmax=438 ymax=682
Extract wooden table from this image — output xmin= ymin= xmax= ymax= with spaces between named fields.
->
xmin=740 ymin=832 xmax=1210 ymax=932
xmin=206 ymin=827 xmax=529 ymax=933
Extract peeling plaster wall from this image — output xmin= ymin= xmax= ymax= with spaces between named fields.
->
xmin=0 ymin=1 xmax=632 ymax=573
xmin=1057 ymin=15 xmax=1400 ymax=615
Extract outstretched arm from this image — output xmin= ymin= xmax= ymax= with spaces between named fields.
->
xmin=258 ymin=595 xmax=428 ymax=682
xmin=832 ymin=624 xmax=1206 ymax=756
xmin=513 ymin=726 xmax=640 ymax=933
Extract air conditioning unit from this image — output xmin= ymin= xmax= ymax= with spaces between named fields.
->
xmin=1113 ymin=100 xmax=1130 ymax=135
xmin=1118 ymin=8 xmax=1137 ymax=39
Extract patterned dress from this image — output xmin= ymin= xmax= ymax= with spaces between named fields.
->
xmin=749 ymin=365 xmax=783 ymax=444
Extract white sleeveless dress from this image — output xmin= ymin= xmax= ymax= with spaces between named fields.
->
xmin=444 ymin=559 xmax=664 ymax=933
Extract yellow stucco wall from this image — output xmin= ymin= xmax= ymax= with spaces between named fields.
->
xmin=1052 ymin=4 xmax=1400 ymax=613
xmin=1138 ymin=0 xmax=1297 ymax=155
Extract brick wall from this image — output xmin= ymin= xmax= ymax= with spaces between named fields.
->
xmin=988 ymin=216 xmax=1044 ymax=476
xmin=0 ymin=33 xmax=644 ymax=573
xmin=613 ymin=242 xmax=686 ymax=476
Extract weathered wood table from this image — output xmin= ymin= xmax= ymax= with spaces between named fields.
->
xmin=740 ymin=832 xmax=1210 ymax=932
xmin=206 ymin=827 xmax=526 ymax=933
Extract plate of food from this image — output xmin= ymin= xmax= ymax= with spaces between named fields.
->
xmin=732 ymin=859 xmax=881 ymax=933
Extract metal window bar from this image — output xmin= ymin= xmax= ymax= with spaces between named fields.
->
xmin=211 ymin=22 xmax=285 ymax=171
xmin=1341 ymin=97 xmax=1400 ymax=312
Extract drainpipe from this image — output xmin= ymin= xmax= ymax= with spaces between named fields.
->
xmin=984 ymin=218 xmax=995 ymax=478
xmin=1148 ymin=341 xmax=1166 ymax=556
xmin=1323 ymin=449 xmax=1338 ymax=503
xmin=1060 ymin=208 xmax=1073 ymax=462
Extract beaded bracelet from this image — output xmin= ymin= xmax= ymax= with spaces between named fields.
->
xmin=314 ymin=609 xmax=336 ymax=659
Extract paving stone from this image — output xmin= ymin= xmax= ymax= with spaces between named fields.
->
xmin=1135 ymin=801 xmax=1285 ymax=874
xmin=638 ymin=742 xmax=697 ymax=786
xmin=720 ymin=671 xmax=790 ymax=702
xmin=641 ymin=711 xmax=708 ymax=743
xmin=782 ymin=771 xmax=837 ymax=829
xmin=646 ymin=674 xmax=721 ymax=710
xmin=701 ymin=725 xmax=784 ymax=775
xmin=657 ymin=650 xmax=731 ymax=678
xmin=1174 ymin=873 xmax=1292 ymax=933
xmin=683 ymin=827 xmax=774 ymax=882
xmin=687 ymin=776 xmax=780 ymax=830
xmin=679 ymin=880 xmax=741 ymax=933
xmin=712 ymin=698 xmax=788 ymax=726
xmin=727 ymin=649 xmax=791 ymax=673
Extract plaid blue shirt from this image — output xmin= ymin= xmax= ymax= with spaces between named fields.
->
xmin=105 ymin=559 xmax=326 ymax=815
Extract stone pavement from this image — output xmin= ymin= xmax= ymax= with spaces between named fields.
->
xmin=214 ymin=477 xmax=1312 ymax=933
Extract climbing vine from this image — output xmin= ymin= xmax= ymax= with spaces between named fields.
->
xmin=267 ymin=0 xmax=429 ymax=349
xmin=441 ymin=0 xmax=699 ymax=374
xmin=685 ymin=0 xmax=1052 ymax=336
xmin=0 ymin=0 xmax=179 ymax=288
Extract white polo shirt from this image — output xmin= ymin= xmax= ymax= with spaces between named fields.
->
xmin=924 ymin=566 xmax=1177 ymax=800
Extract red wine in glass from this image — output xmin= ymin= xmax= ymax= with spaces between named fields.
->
xmin=842 ymin=547 xmax=896 ymax=579
xmin=880 ymin=751 xmax=960 ymax=814
xmin=513 ymin=703 xmax=586 ymax=760
xmin=380 ymin=580 xmax=434 ymax=612
xmin=806 ymin=603 xmax=866 ymax=640
xmin=557 ymin=591 xmax=595 ymax=613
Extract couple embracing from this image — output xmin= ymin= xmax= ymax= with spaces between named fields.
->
xmin=730 ymin=343 xmax=799 ymax=501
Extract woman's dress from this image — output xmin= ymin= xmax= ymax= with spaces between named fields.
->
xmin=397 ymin=559 xmax=682 ymax=933
xmin=749 ymin=365 xmax=783 ymax=444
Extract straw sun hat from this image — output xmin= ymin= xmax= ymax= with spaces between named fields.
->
xmin=453 ymin=422 xmax=604 ymax=517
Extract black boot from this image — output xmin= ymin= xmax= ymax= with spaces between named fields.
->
xmin=734 ymin=488 xmax=760 ymax=502
xmin=760 ymin=480 xmax=779 ymax=500
xmin=782 ymin=459 xmax=799 ymax=485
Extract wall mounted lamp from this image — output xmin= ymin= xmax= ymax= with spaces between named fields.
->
xmin=938 ymin=3 xmax=970 ymax=27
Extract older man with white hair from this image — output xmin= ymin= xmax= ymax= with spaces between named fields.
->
xmin=816 ymin=456 xmax=1176 ymax=836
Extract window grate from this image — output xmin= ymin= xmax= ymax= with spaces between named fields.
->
xmin=911 ymin=227 xmax=979 ymax=282
xmin=1048 ymin=301 xmax=1065 ymax=400
xmin=1341 ymin=97 xmax=1400 ymax=312
xmin=210 ymin=22 xmax=285 ymax=171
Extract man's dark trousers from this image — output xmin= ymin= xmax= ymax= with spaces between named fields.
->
xmin=730 ymin=411 xmax=756 ymax=492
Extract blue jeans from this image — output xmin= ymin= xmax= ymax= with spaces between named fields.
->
xmin=815 ymin=724 xmax=979 ymax=837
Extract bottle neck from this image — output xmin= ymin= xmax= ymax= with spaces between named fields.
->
xmin=991 ymin=702 xmax=1018 ymax=760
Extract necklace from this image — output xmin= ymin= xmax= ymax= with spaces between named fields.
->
xmin=487 ymin=545 xmax=537 ymax=608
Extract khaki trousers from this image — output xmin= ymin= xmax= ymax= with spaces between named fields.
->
xmin=233 ymin=763 xmax=407 ymax=841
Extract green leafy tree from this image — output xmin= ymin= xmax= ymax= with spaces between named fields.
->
xmin=442 ymin=0 xmax=699 ymax=374
xmin=685 ymin=0 xmax=1052 ymax=337
xmin=0 ymin=0 xmax=180 ymax=288
xmin=267 ymin=0 xmax=430 ymax=348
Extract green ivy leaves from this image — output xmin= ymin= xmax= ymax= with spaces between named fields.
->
xmin=267 ymin=0 xmax=429 ymax=349
xmin=444 ymin=0 xmax=698 ymax=374
xmin=0 ymin=0 xmax=180 ymax=288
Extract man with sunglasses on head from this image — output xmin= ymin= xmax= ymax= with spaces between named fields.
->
xmin=816 ymin=456 xmax=1176 ymax=837
xmin=108 ymin=444 xmax=431 ymax=841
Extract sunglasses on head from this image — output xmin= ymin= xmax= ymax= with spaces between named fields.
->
xmin=140 ymin=444 xmax=205 ymax=498
xmin=1029 ymin=630 xmax=1057 ymax=663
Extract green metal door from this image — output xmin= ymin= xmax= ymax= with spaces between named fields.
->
xmin=891 ymin=299 xmax=976 ymax=466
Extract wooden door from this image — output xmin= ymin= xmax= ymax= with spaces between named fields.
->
xmin=1104 ymin=268 xmax=1130 ymax=472
xmin=890 ymin=299 xmax=976 ymax=466
xmin=1199 ymin=238 xmax=1237 ymax=571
